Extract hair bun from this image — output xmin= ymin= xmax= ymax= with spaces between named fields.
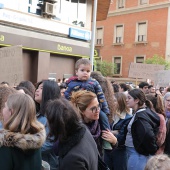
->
xmin=70 ymin=92 xmax=80 ymax=105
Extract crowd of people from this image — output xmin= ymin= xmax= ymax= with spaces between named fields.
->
xmin=0 ymin=58 xmax=170 ymax=170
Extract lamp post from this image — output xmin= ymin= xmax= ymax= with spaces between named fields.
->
xmin=90 ymin=0 xmax=98 ymax=71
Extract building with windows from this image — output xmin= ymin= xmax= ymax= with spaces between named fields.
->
xmin=0 ymin=0 xmax=110 ymax=84
xmin=96 ymin=0 xmax=170 ymax=78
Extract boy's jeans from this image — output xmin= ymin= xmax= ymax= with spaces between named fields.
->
xmin=99 ymin=110 xmax=111 ymax=130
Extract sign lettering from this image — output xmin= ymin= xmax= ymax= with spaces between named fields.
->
xmin=0 ymin=35 xmax=4 ymax=41
xmin=57 ymin=44 xmax=72 ymax=52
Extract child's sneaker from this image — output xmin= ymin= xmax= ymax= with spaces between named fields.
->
xmin=42 ymin=160 xmax=50 ymax=170
xmin=102 ymin=140 xmax=112 ymax=150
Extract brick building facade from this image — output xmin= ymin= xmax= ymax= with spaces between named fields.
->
xmin=96 ymin=0 xmax=170 ymax=78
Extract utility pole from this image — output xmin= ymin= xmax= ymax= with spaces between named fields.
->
xmin=90 ymin=0 xmax=98 ymax=71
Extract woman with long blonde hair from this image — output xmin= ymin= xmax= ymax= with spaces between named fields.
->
xmin=0 ymin=93 xmax=46 ymax=170
xmin=0 ymin=86 xmax=16 ymax=129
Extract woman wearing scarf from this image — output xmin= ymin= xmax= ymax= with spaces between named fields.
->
xmin=70 ymin=90 xmax=117 ymax=156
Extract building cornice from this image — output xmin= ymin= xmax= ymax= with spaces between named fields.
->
xmin=108 ymin=2 xmax=170 ymax=17
xmin=94 ymin=0 xmax=110 ymax=21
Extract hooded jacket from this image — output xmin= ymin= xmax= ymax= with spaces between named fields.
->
xmin=0 ymin=128 xmax=46 ymax=170
xmin=131 ymin=108 xmax=160 ymax=156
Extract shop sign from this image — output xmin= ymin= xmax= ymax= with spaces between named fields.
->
xmin=0 ymin=32 xmax=90 ymax=57
xmin=69 ymin=28 xmax=91 ymax=41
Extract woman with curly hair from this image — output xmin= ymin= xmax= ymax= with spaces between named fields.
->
xmin=90 ymin=71 xmax=115 ymax=124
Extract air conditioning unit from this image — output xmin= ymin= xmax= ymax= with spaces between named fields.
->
xmin=48 ymin=0 xmax=57 ymax=3
xmin=44 ymin=2 xmax=57 ymax=16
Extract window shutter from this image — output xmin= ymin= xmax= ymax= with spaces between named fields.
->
xmin=140 ymin=0 xmax=147 ymax=4
xmin=97 ymin=28 xmax=103 ymax=39
xmin=116 ymin=26 xmax=123 ymax=37
xmin=114 ymin=57 xmax=121 ymax=74
xmin=114 ymin=57 xmax=121 ymax=64
xmin=136 ymin=57 xmax=144 ymax=63
xmin=138 ymin=23 xmax=146 ymax=35
xmin=138 ymin=23 xmax=146 ymax=41
xmin=118 ymin=0 xmax=124 ymax=8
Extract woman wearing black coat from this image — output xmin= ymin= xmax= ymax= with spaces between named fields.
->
xmin=46 ymin=98 xmax=98 ymax=170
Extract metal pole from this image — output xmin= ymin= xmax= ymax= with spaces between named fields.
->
xmin=90 ymin=0 xmax=98 ymax=71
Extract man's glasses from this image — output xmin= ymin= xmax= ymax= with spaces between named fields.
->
xmin=89 ymin=104 xmax=100 ymax=113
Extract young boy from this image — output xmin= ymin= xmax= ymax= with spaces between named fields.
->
xmin=65 ymin=58 xmax=113 ymax=150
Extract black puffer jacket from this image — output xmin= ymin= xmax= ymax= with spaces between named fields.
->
xmin=131 ymin=108 xmax=160 ymax=156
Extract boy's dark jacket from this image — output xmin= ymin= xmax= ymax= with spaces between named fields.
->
xmin=131 ymin=108 xmax=160 ymax=156
xmin=65 ymin=76 xmax=110 ymax=114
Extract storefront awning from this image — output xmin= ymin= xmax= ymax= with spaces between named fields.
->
xmin=92 ymin=0 xmax=110 ymax=21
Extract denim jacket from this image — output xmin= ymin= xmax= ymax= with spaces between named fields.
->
xmin=37 ymin=114 xmax=59 ymax=170
xmin=111 ymin=113 xmax=132 ymax=148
